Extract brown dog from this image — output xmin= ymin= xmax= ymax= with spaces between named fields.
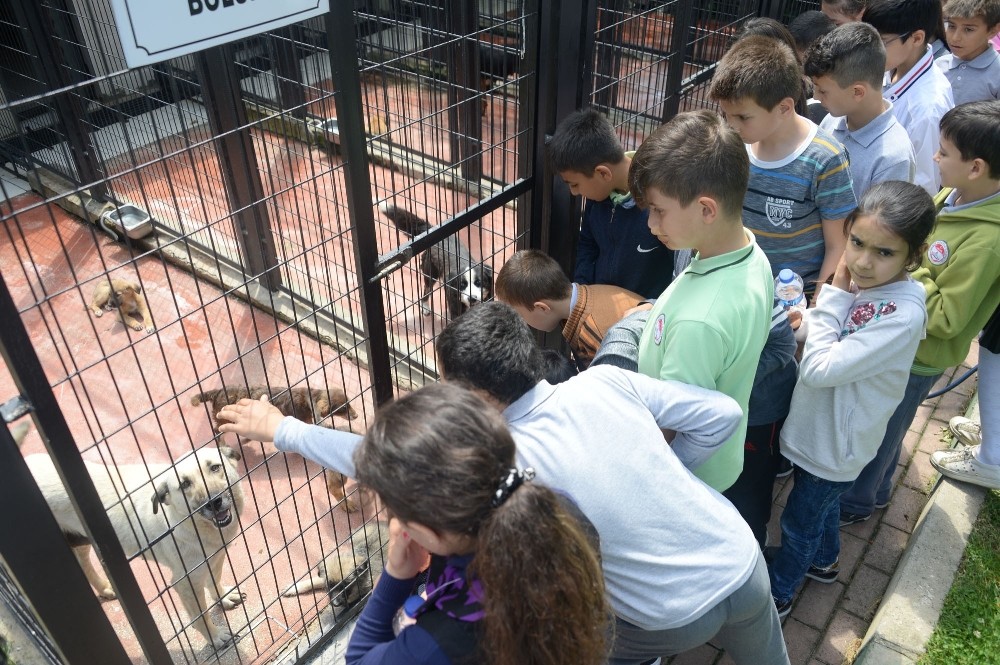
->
xmin=88 ymin=278 xmax=154 ymax=333
xmin=191 ymin=385 xmax=357 ymax=428
xmin=193 ymin=385 xmax=360 ymax=512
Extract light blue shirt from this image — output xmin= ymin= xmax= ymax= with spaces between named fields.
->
xmin=935 ymin=47 xmax=1000 ymax=105
xmin=820 ymin=100 xmax=916 ymax=200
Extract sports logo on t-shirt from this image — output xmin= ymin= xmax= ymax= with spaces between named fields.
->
xmin=765 ymin=197 xmax=793 ymax=228
xmin=653 ymin=314 xmax=665 ymax=345
xmin=927 ymin=240 xmax=949 ymax=266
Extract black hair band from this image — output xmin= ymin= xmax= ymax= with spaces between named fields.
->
xmin=491 ymin=467 xmax=535 ymax=508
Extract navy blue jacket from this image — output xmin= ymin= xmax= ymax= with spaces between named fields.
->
xmin=574 ymin=196 xmax=674 ymax=300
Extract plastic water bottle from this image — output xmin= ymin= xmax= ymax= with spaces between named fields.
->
xmin=775 ymin=269 xmax=805 ymax=311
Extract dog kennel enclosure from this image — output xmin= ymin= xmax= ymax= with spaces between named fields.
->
xmin=0 ymin=1 xmax=815 ymax=663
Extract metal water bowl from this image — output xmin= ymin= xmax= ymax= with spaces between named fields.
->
xmin=100 ymin=205 xmax=152 ymax=240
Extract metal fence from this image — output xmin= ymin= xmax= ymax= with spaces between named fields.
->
xmin=0 ymin=0 xmax=807 ymax=662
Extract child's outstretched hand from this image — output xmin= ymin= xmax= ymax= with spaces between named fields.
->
xmin=385 ymin=518 xmax=430 ymax=581
xmin=831 ymin=253 xmax=852 ymax=292
xmin=217 ymin=396 xmax=285 ymax=443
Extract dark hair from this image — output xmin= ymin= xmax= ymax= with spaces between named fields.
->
xmin=495 ymin=250 xmax=572 ymax=307
xmin=804 ymin=22 xmax=886 ymax=89
xmin=943 ymin=0 xmax=1000 ymax=26
xmin=354 ymin=383 xmax=608 ymax=665
xmin=736 ymin=19 xmax=809 ymax=114
xmin=940 ymin=100 xmax=1000 ymax=178
xmin=789 ymin=10 xmax=837 ymax=51
xmin=547 ymin=108 xmax=626 ymax=175
xmin=540 ymin=349 xmax=578 ymax=384
xmin=436 ymin=301 xmax=545 ymax=405
xmin=863 ymin=0 xmax=946 ymax=46
xmin=710 ymin=35 xmax=804 ymax=110
xmin=822 ymin=0 xmax=869 ymax=19
xmin=629 ymin=110 xmax=749 ymax=218
xmin=844 ymin=181 xmax=936 ymax=269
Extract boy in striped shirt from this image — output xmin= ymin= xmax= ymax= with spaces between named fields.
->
xmin=711 ymin=35 xmax=857 ymax=295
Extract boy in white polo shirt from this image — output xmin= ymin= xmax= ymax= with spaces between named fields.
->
xmin=864 ymin=0 xmax=955 ymax=194
xmin=935 ymin=0 xmax=1000 ymax=105
xmin=806 ymin=22 xmax=917 ymax=199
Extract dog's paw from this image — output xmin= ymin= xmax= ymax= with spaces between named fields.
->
xmin=144 ymin=326 xmax=155 ymax=335
xmin=219 ymin=587 xmax=246 ymax=609
xmin=338 ymin=497 xmax=360 ymax=513
xmin=419 ymin=299 xmax=432 ymax=316
xmin=93 ymin=309 xmax=104 ymax=318
xmin=210 ymin=627 xmax=236 ymax=650
xmin=130 ymin=322 xmax=145 ymax=331
xmin=97 ymin=586 xmax=117 ymax=600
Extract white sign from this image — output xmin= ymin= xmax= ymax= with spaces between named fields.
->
xmin=109 ymin=0 xmax=331 ymax=68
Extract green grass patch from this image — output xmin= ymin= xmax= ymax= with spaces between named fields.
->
xmin=919 ymin=489 xmax=1000 ymax=665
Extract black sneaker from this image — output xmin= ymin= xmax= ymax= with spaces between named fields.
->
xmin=774 ymin=596 xmax=793 ymax=619
xmin=805 ymin=560 xmax=839 ymax=583
xmin=839 ymin=511 xmax=870 ymax=528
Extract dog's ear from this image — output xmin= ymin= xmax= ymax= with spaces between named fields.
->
xmin=130 ymin=282 xmax=142 ymax=294
xmin=152 ymin=480 xmax=170 ymax=514
xmin=219 ymin=445 xmax=241 ymax=463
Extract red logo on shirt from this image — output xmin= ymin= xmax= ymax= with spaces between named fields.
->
xmin=927 ymin=240 xmax=949 ymax=265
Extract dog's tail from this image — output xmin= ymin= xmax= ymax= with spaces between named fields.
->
xmin=190 ymin=391 xmax=217 ymax=407
xmin=380 ymin=203 xmax=432 ymax=238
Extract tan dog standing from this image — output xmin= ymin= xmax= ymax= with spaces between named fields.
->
xmin=88 ymin=278 xmax=154 ymax=333
xmin=26 ymin=447 xmax=245 ymax=649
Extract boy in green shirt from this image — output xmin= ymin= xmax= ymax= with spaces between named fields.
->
xmin=633 ymin=111 xmax=774 ymax=492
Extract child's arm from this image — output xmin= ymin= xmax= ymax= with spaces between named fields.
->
xmin=817 ymin=217 xmax=848 ymax=291
xmin=909 ymin=120 xmax=942 ymax=195
xmin=619 ymin=369 xmax=743 ymax=469
xmin=798 ymin=285 xmax=923 ymax=388
xmin=813 ymin=137 xmax=856 ymax=290
xmin=218 ymin=398 xmax=363 ymax=475
xmin=591 ymin=309 xmax=650 ymax=371
xmin=912 ymin=247 xmax=1000 ymax=340
xmin=753 ymin=305 xmax=797 ymax=390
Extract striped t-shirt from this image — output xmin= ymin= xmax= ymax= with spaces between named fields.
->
xmin=743 ymin=123 xmax=857 ymax=288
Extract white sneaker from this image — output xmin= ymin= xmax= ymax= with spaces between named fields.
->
xmin=948 ymin=416 xmax=982 ymax=446
xmin=930 ymin=445 xmax=1000 ymax=490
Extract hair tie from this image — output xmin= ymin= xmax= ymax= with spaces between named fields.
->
xmin=491 ymin=467 xmax=535 ymax=508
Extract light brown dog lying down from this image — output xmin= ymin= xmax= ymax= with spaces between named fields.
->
xmin=26 ymin=447 xmax=245 ymax=649
xmin=282 ymin=519 xmax=388 ymax=604
xmin=88 ymin=278 xmax=154 ymax=334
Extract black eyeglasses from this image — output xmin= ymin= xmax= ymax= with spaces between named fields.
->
xmin=881 ymin=31 xmax=913 ymax=47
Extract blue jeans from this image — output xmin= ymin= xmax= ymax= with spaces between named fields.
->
xmin=839 ymin=371 xmax=941 ymax=516
xmin=769 ymin=467 xmax=853 ymax=604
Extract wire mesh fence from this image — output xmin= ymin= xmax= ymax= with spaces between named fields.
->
xmin=0 ymin=0 xmax=818 ymax=662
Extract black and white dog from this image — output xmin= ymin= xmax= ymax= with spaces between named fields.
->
xmin=381 ymin=204 xmax=494 ymax=320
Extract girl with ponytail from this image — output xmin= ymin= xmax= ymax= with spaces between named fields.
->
xmin=346 ymin=382 xmax=609 ymax=665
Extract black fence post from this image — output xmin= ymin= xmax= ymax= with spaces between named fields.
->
xmin=195 ymin=45 xmax=283 ymax=292
xmin=325 ymin=6 xmax=396 ymax=408
xmin=0 ymin=276 xmax=173 ymax=665
xmin=531 ymin=0 xmax=598 ymax=273
xmin=661 ymin=0 xmax=696 ymax=122
xmin=443 ymin=0 xmax=485 ymax=190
